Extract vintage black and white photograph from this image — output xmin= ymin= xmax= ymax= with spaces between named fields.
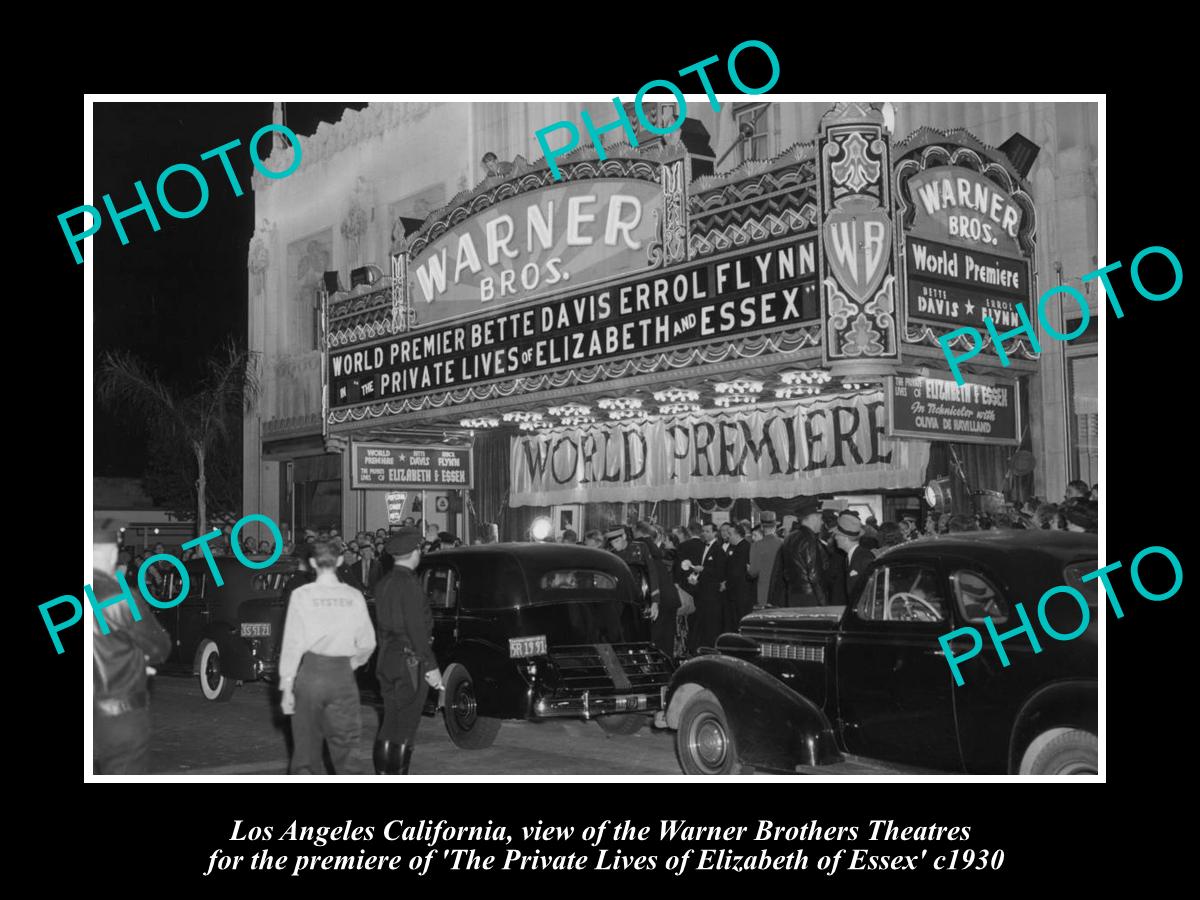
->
xmin=83 ymin=96 xmax=1101 ymax=779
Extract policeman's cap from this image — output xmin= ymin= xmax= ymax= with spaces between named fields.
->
xmin=385 ymin=527 xmax=423 ymax=556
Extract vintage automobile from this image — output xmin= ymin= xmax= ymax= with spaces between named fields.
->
xmin=664 ymin=531 xmax=1099 ymax=776
xmin=151 ymin=554 xmax=300 ymax=701
xmin=417 ymin=543 xmax=675 ymax=748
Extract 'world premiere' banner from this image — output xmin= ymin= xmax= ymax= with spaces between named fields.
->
xmin=510 ymin=392 xmax=931 ymax=506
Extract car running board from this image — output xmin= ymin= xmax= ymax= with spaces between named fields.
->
xmin=793 ymin=754 xmax=948 ymax=776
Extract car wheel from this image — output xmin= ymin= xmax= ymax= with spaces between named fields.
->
xmin=442 ymin=664 xmax=501 ymax=749
xmin=1027 ymin=729 xmax=1098 ymax=775
xmin=197 ymin=639 xmax=236 ymax=702
xmin=676 ymin=689 xmax=739 ymax=775
xmin=596 ymin=714 xmax=645 ymax=736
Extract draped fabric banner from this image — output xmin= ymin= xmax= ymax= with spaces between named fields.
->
xmin=509 ymin=392 xmax=931 ymax=507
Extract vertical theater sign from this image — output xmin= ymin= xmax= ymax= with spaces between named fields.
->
xmin=817 ymin=103 xmax=900 ymax=368
xmin=893 ymin=127 xmax=1038 ymax=361
xmin=322 ymin=104 xmax=1037 ymax=536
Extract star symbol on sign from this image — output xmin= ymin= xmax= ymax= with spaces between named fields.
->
xmin=965 ymin=300 xmax=975 ymax=316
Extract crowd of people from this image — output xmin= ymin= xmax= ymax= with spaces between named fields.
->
xmin=546 ymin=479 xmax=1099 ymax=660
xmin=117 ymin=517 xmax=463 ymax=602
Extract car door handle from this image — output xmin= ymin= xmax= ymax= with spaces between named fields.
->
xmin=925 ymin=649 xmax=945 ymax=657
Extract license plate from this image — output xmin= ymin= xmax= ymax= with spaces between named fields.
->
xmin=241 ymin=623 xmax=271 ymax=637
xmin=509 ymin=635 xmax=547 ymax=658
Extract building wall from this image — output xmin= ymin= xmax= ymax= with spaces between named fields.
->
xmin=245 ymin=100 xmax=1097 ymax=533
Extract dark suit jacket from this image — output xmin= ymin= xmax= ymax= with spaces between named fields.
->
xmin=695 ymin=538 xmax=727 ymax=597
xmin=845 ymin=545 xmax=875 ymax=603
xmin=374 ymin=565 xmax=437 ymax=681
xmin=337 ymin=563 xmax=366 ymax=593
xmin=767 ymin=527 xmax=827 ymax=606
xmin=672 ymin=536 xmax=705 ymax=590
xmin=725 ymin=539 xmax=753 ymax=613
xmin=822 ymin=540 xmax=848 ymax=607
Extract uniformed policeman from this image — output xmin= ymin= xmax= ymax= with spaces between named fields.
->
xmin=93 ymin=516 xmax=173 ymax=774
xmin=279 ymin=539 xmax=376 ymax=775
xmin=373 ymin=527 xmax=444 ymax=775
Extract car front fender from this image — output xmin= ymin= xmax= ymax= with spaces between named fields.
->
xmin=666 ymin=653 xmax=842 ymax=770
xmin=1009 ymin=678 xmax=1098 ymax=773
xmin=192 ymin=625 xmax=255 ymax=681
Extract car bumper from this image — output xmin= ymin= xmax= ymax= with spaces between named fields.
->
xmin=532 ymin=686 xmax=668 ymax=719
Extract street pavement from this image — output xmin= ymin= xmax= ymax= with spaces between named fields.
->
xmin=147 ymin=674 xmax=681 ymax=775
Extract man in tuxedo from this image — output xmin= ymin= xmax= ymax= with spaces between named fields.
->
xmin=833 ymin=512 xmax=874 ymax=602
xmin=670 ymin=520 xmax=705 ymax=655
xmin=687 ymin=521 xmax=727 ymax=652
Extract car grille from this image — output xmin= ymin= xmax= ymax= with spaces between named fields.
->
xmin=759 ymin=641 xmax=825 ymax=663
xmin=549 ymin=643 xmax=674 ymax=693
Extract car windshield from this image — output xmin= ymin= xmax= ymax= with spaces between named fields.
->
xmin=251 ymin=571 xmax=292 ymax=593
xmin=539 ymin=570 xmax=618 ymax=591
xmin=1063 ymin=560 xmax=1099 ymax=607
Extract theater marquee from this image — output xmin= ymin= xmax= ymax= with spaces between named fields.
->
xmin=350 ymin=442 xmax=474 ymax=490
xmin=509 ymin=392 xmax=930 ymax=506
xmin=329 ymin=237 xmax=818 ymax=408
xmin=894 ymin=133 xmax=1037 ymax=338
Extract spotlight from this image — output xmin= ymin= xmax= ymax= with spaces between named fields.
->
xmin=531 ymin=517 xmax=553 ymax=542
xmin=924 ymin=477 xmax=953 ymax=510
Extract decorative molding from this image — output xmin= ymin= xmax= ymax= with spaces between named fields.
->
xmin=817 ymin=104 xmax=899 ymax=363
xmin=892 ymin=132 xmax=1040 ymax=362
xmin=647 ymin=158 xmax=688 ymax=266
xmin=340 ymin=175 xmax=375 ymax=267
xmin=327 ymin=325 xmax=822 ymax=425
xmin=689 ymin=200 xmax=818 ymax=258
xmin=691 ymin=141 xmax=816 ymax=194
xmin=405 ymin=156 xmax=665 ymax=260
xmin=263 ymin=413 xmax=322 ymax=437
xmin=893 ymin=126 xmax=1031 ymax=189
xmin=252 ymin=103 xmax=440 ymax=191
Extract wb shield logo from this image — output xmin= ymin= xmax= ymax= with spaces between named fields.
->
xmin=824 ymin=207 xmax=891 ymax=303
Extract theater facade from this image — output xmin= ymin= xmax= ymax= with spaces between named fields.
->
xmin=243 ymin=101 xmax=1097 ymax=543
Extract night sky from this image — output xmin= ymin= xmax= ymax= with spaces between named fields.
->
xmin=92 ymin=102 xmax=367 ymax=476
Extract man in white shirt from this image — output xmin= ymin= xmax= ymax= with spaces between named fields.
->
xmin=280 ymin=540 xmax=377 ymax=775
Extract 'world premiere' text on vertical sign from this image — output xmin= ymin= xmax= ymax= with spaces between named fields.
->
xmin=939 ymin=245 xmax=1182 ymax=384
xmin=40 ymin=514 xmax=285 ymax=653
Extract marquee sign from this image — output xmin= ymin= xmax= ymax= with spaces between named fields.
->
xmin=816 ymin=103 xmax=901 ymax=364
xmin=893 ymin=132 xmax=1037 ymax=341
xmin=329 ymin=237 xmax=819 ymax=408
xmin=905 ymin=166 xmax=1024 ymax=255
xmin=509 ymin=392 xmax=930 ymax=506
xmin=407 ymin=179 xmax=663 ymax=325
xmin=885 ymin=375 xmax=1020 ymax=445
xmin=350 ymin=442 xmax=474 ymax=490
xmin=904 ymin=238 xmax=1030 ymax=329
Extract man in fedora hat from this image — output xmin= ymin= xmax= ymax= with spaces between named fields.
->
xmin=747 ymin=510 xmax=783 ymax=610
xmin=832 ymin=511 xmax=874 ymax=601
xmin=767 ymin=498 xmax=827 ymax=607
